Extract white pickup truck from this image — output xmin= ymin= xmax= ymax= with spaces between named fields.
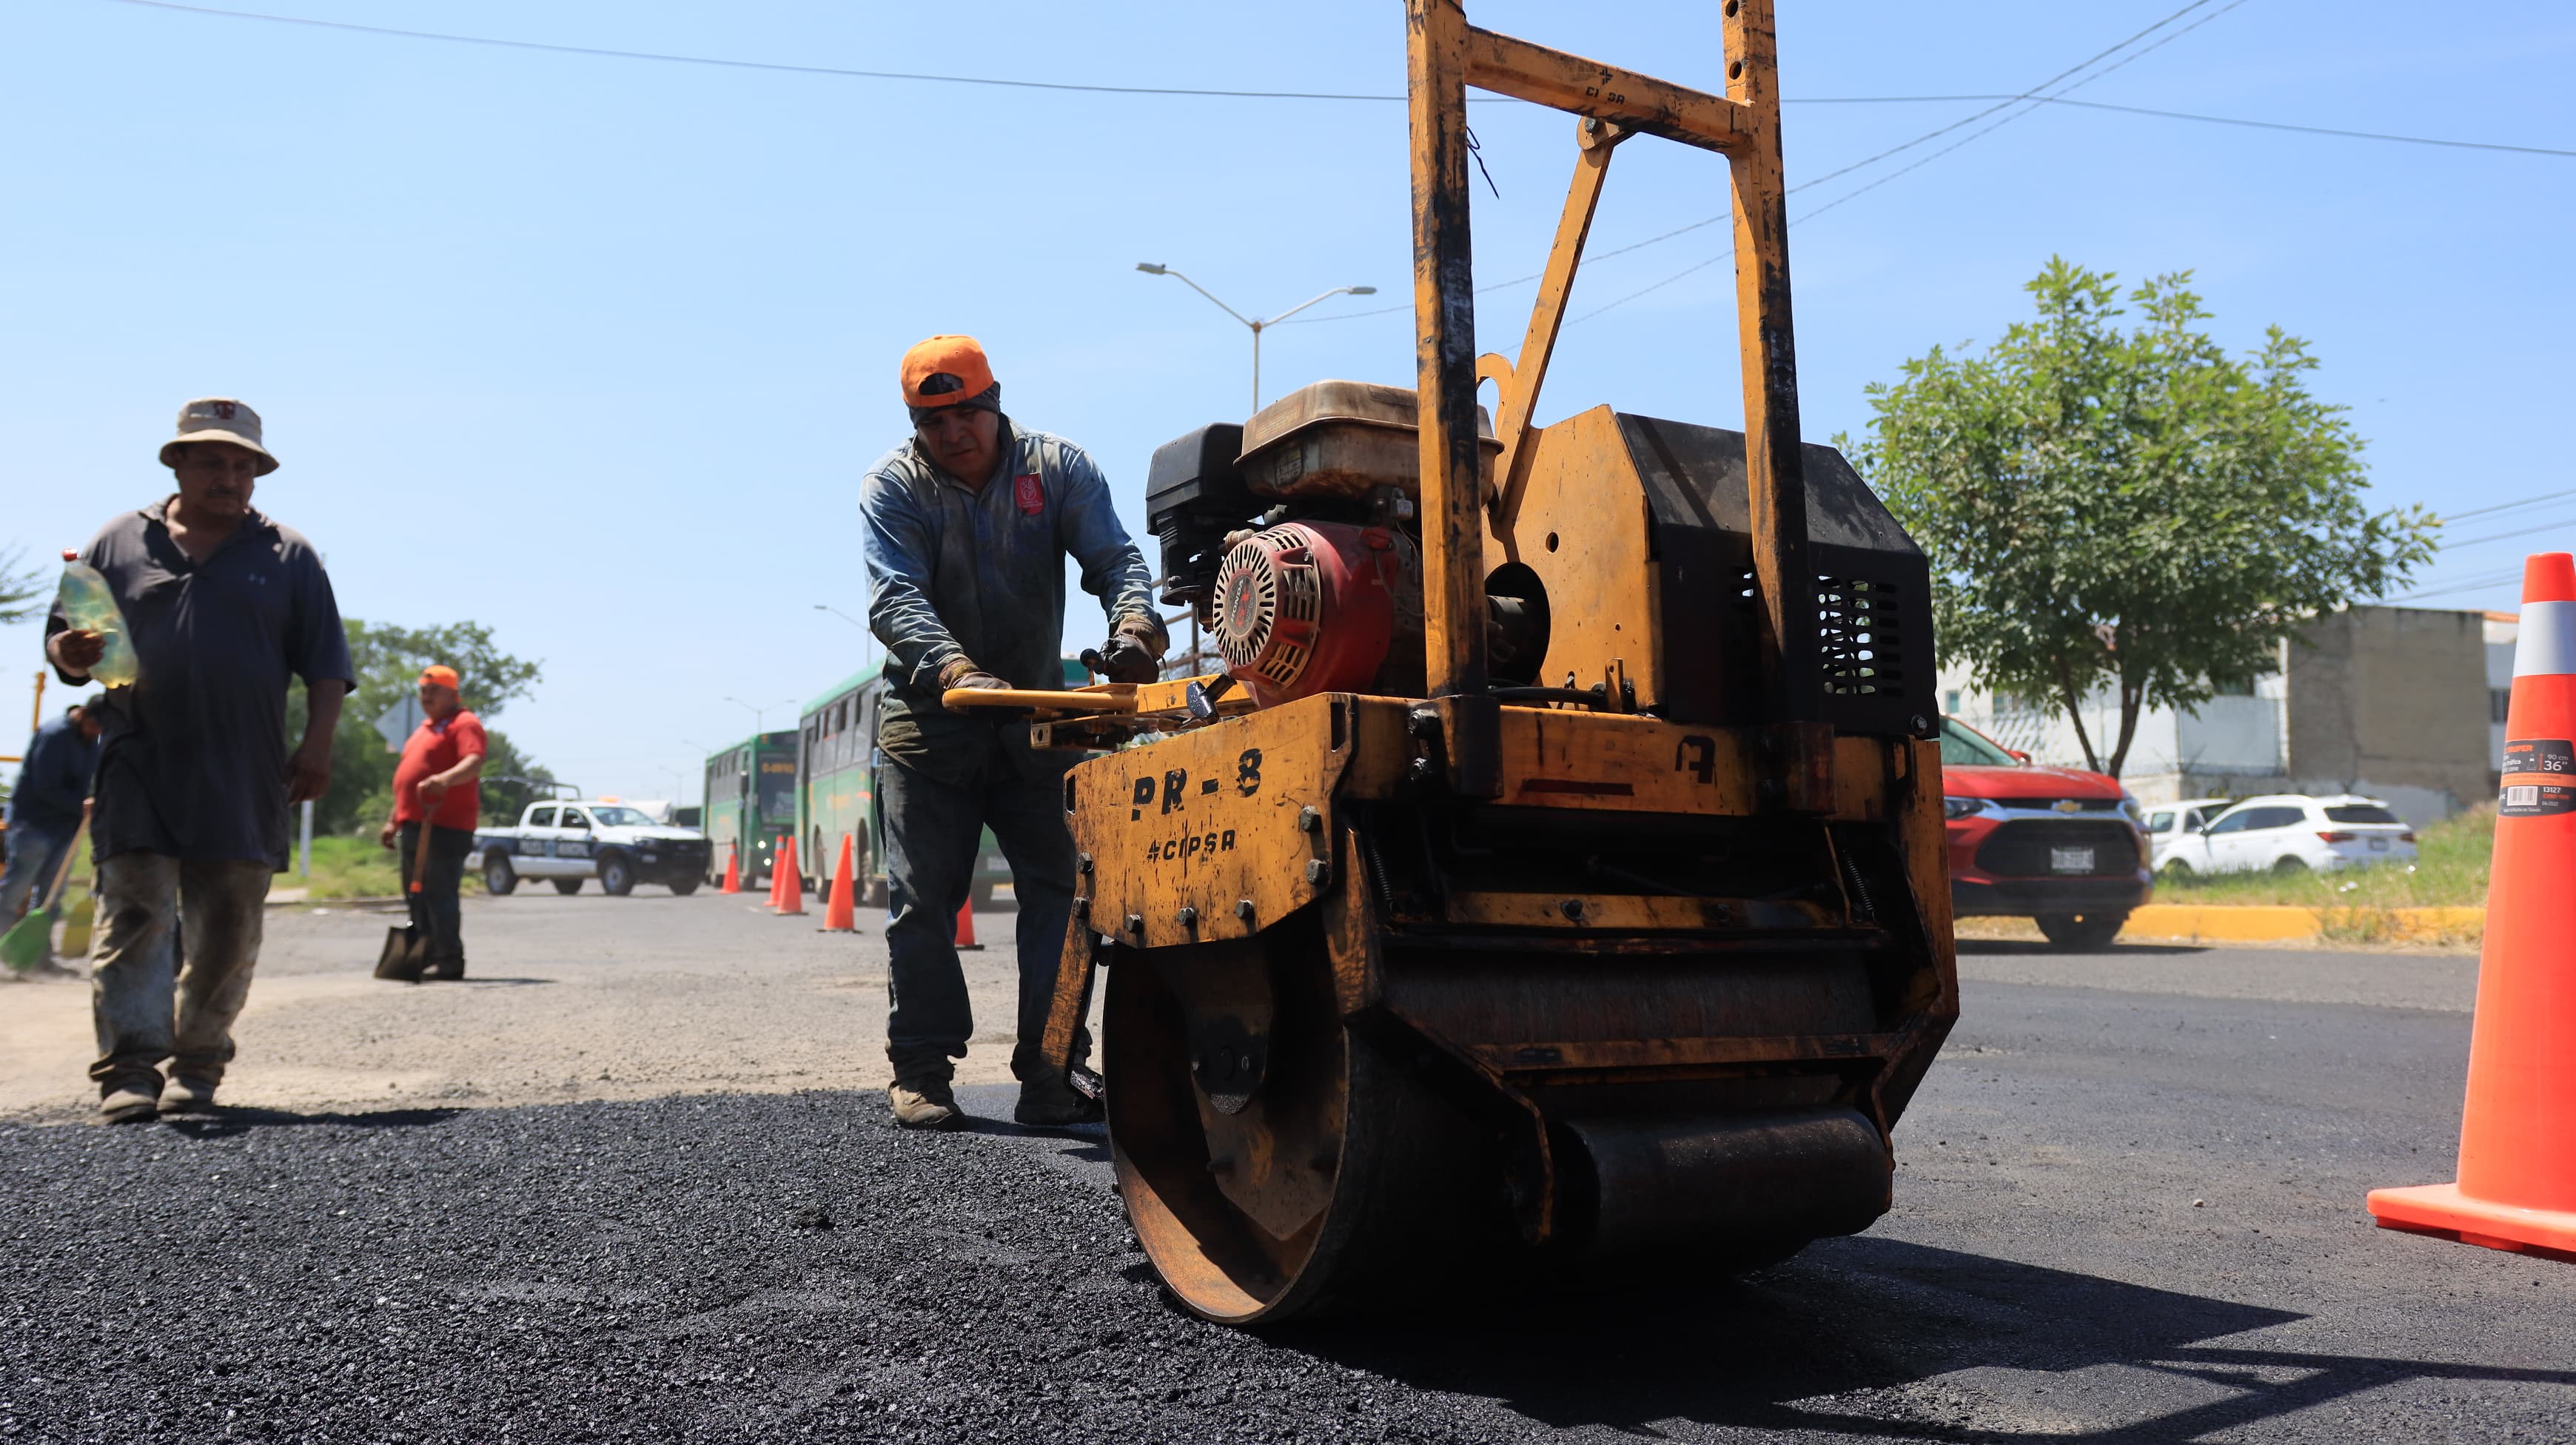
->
xmin=469 ymin=801 xmax=712 ymax=897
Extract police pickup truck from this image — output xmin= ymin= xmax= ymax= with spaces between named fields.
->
xmin=470 ymin=801 xmax=711 ymax=897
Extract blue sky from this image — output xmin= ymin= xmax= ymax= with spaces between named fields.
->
xmin=5 ymin=0 xmax=2570 ymax=805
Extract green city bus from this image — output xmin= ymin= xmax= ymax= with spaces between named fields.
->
xmin=701 ymin=729 xmax=798 ymax=888
xmin=795 ymin=660 xmax=1089 ymax=910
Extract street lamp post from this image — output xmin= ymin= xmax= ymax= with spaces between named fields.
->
xmin=1135 ymin=264 xmax=1376 ymax=412
xmin=723 ymin=696 xmax=796 ymax=733
xmin=814 ymin=603 xmax=873 ymax=674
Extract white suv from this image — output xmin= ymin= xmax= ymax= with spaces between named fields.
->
xmin=2160 ymin=794 xmax=2417 ymax=876
xmin=2143 ymin=798 xmax=2232 ymax=871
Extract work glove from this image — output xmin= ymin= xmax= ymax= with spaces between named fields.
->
xmin=938 ymin=656 xmax=1015 ymax=710
xmin=1094 ymin=615 xmax=1167 ymax=685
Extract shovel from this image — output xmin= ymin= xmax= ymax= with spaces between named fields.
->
xmin=374 ymin=827 xmax=433 ymax=982
xmin=1 ymin=813 xmax=90 ymax=974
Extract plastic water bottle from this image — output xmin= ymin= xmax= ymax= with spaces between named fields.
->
xmin=54 ymin=559 xmax=138 ymax=688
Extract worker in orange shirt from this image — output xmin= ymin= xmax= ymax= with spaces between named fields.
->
xmin=378 ymin=665 xmax=486 ymax=982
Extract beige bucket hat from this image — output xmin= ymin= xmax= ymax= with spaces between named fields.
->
xmin=158 ymin=396 xmax=278 ymax=475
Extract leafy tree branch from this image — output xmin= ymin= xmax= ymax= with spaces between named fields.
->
xmin=1843 ymin=257 xmax=2436 ymax=778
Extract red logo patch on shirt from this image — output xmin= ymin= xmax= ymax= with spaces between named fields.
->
xmin=1013 ymin=473 xmax=1044 ymax=515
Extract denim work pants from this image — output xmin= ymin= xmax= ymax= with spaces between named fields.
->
xmin=0 ymin=817 xmax=77 ymax=925
xmin=90 ymin=852 xmax=272 ymax=1093
xmin=878 ymin=743 xmax=1082 ymax=1084
xmin=398 ymin=822 xmax=474 ymax=968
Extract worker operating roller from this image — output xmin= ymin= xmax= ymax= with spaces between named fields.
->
xmin=859 ymin=335 xmax=1167 ymax=1131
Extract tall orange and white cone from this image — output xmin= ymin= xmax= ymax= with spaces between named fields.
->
xmin=774 ymin=837 xmax=806 ymax=916
xmin=822 ymin=834 xmax=859 ymax=933
xmin=719 ymin=845 xmax=740 ymax=895
xmin=954 ymin=896 xmax=984 ymax=952
xmin=765 ymin=838 xmax=788 ymax=909
xmin=2369 ymin=552 xmax=2576 ymax=1263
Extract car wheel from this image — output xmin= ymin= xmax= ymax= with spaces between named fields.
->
xmin=2036 ymin=911 xmax=2127 ymax=951
xmin=669 ymin=876 xmax=700 ymax=896
xmin=552 ymin=878 xmax=585 ymax=895
xmin=2161 ymin=859 xmax=2195 ymax=880
xmin=2271 ymin=855 xmax=2310 ymax=876
xmin=600 ymin=856 xmax=637 ymax=896
xmin=483 ymin=856 xmax=518 ymax=896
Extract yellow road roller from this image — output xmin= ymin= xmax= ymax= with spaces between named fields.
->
xmin=949 ymin=0 xmax=1956 ymax=1323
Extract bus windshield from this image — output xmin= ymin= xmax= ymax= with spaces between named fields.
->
xmin=757 ymin=760 xmax=796 ymax=825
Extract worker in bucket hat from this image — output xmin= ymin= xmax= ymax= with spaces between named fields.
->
xmin=44 ymin=397 xmax=353 ymax=1123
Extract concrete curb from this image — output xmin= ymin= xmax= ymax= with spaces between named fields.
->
xmin=265 ymin=894 xmax=406 ymax=908
xmin=2124 ymin=903 xmax=2484 ymax=944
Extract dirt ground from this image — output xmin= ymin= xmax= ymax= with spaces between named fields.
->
xmin=0 ymin=889 xmax=1090 ymax=1124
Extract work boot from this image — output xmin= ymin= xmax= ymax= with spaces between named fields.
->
xmin=161 ymin=1077 xmax=219 ymax=1114
xmin=888 ymin=1076 xmax=962 ymax=1131
xmin=98 ymin=1082 xmax=159 ymax=1125
xmin=1014 ymin=1073 xmax=1104 ymax=1127
xmin=425 ymin=956 xmax=466 ymax=982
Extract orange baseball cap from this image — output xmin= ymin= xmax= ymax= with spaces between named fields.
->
xmin=420 ymin=665 xmax=460 ymax=690
xmin=901 ymin=335 xmax=997 ymax=412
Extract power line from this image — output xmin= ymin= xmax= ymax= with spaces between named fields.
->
xmin=1788 ymin=0 xmax=2229 ymax=197
xmin=2033 ymin=97 xmax=2576 ymax=160
xmin=1778 ymin=1 xmax=2249 ymax=232
xmin=98 ymin=0 xmax=2575 ymax=164
xmin=2392 ymin=568 xmax=2530 ymax=603
xmin=1298 ymin=4 xmax=2234 ymax=329
xmin=2435 ymin=513 xmax=2576 ymax=551
xmin=1578 ymin=1 xmax=2246 ymax=322
xmin=96 ymin=0 xmax=1479 ymax=101
xmin=2440 ymin=486 xmax=2576 ymax=524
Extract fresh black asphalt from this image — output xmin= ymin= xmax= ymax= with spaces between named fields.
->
xmin=7 ymin=939 xmax=2574 ymax=1442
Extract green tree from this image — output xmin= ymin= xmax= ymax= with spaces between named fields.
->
xmin=297 ymin=620 xmax=545 ymax=834
xmin=1843 ymin=258 xmax=2437 ymax=779
xmin=0 ymin=545 xmax=44 ymax=626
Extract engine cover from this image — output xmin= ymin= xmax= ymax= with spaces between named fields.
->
xmin=1211 ymin=521 xmax=1408 ymax=706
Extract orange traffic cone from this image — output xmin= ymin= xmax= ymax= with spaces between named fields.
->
xmin=719 ymin=845 xmax=740 ymax=894
xmin=822 ymin=834 xmax=859 ymax=933
xmin=765 ymin=839 xmax=787 ymax=909
xmin=774 ymin=837 xmax=806 ymax=916
xmin=954 ymin=896 xmax=984 ymax=952
xmin=2369 ymin=551 xmax=2576 ymax=1263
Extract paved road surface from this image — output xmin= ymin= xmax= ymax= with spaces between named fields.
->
xmin=5 ymin=902 xmax=2570 ymax=1441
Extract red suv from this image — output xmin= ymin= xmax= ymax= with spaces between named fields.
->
xmin=1939 ymin=717 xmax=2150 ymax=949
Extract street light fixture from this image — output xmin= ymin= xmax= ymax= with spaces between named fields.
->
xmin=722 ymin=696 xmax=796 ymax=732
xmin=814 ymin=603 xmax=873 ymax=674
xmin=1136 ymin=263 xmax=1376 ymax=412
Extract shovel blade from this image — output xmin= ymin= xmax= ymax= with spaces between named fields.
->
xmin=375 ymin=925 xmax=429 ymax=982
xmin=59 ymin=896 xmax=94 ymax=959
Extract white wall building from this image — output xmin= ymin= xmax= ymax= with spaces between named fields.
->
xmin=1941 ymin=605 xmax=2508 ymax=829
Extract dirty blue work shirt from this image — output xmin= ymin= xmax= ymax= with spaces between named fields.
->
xmin=47 ymin=500 xmax=354 ymax=870
xmin=861 ymin=419 xmax=1155 ymax=783
xmin=6 ymin=712 xmax=101 ymax=832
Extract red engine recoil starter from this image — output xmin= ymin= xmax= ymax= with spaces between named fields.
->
xmin=1210 ymin=521 xmax=1406 ymax=707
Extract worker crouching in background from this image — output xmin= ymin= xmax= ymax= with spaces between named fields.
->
xmin=378 ymin=665 xmax=486 ymax=982
xmin=860 ymin=335 xmax=1165 ymax=1130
